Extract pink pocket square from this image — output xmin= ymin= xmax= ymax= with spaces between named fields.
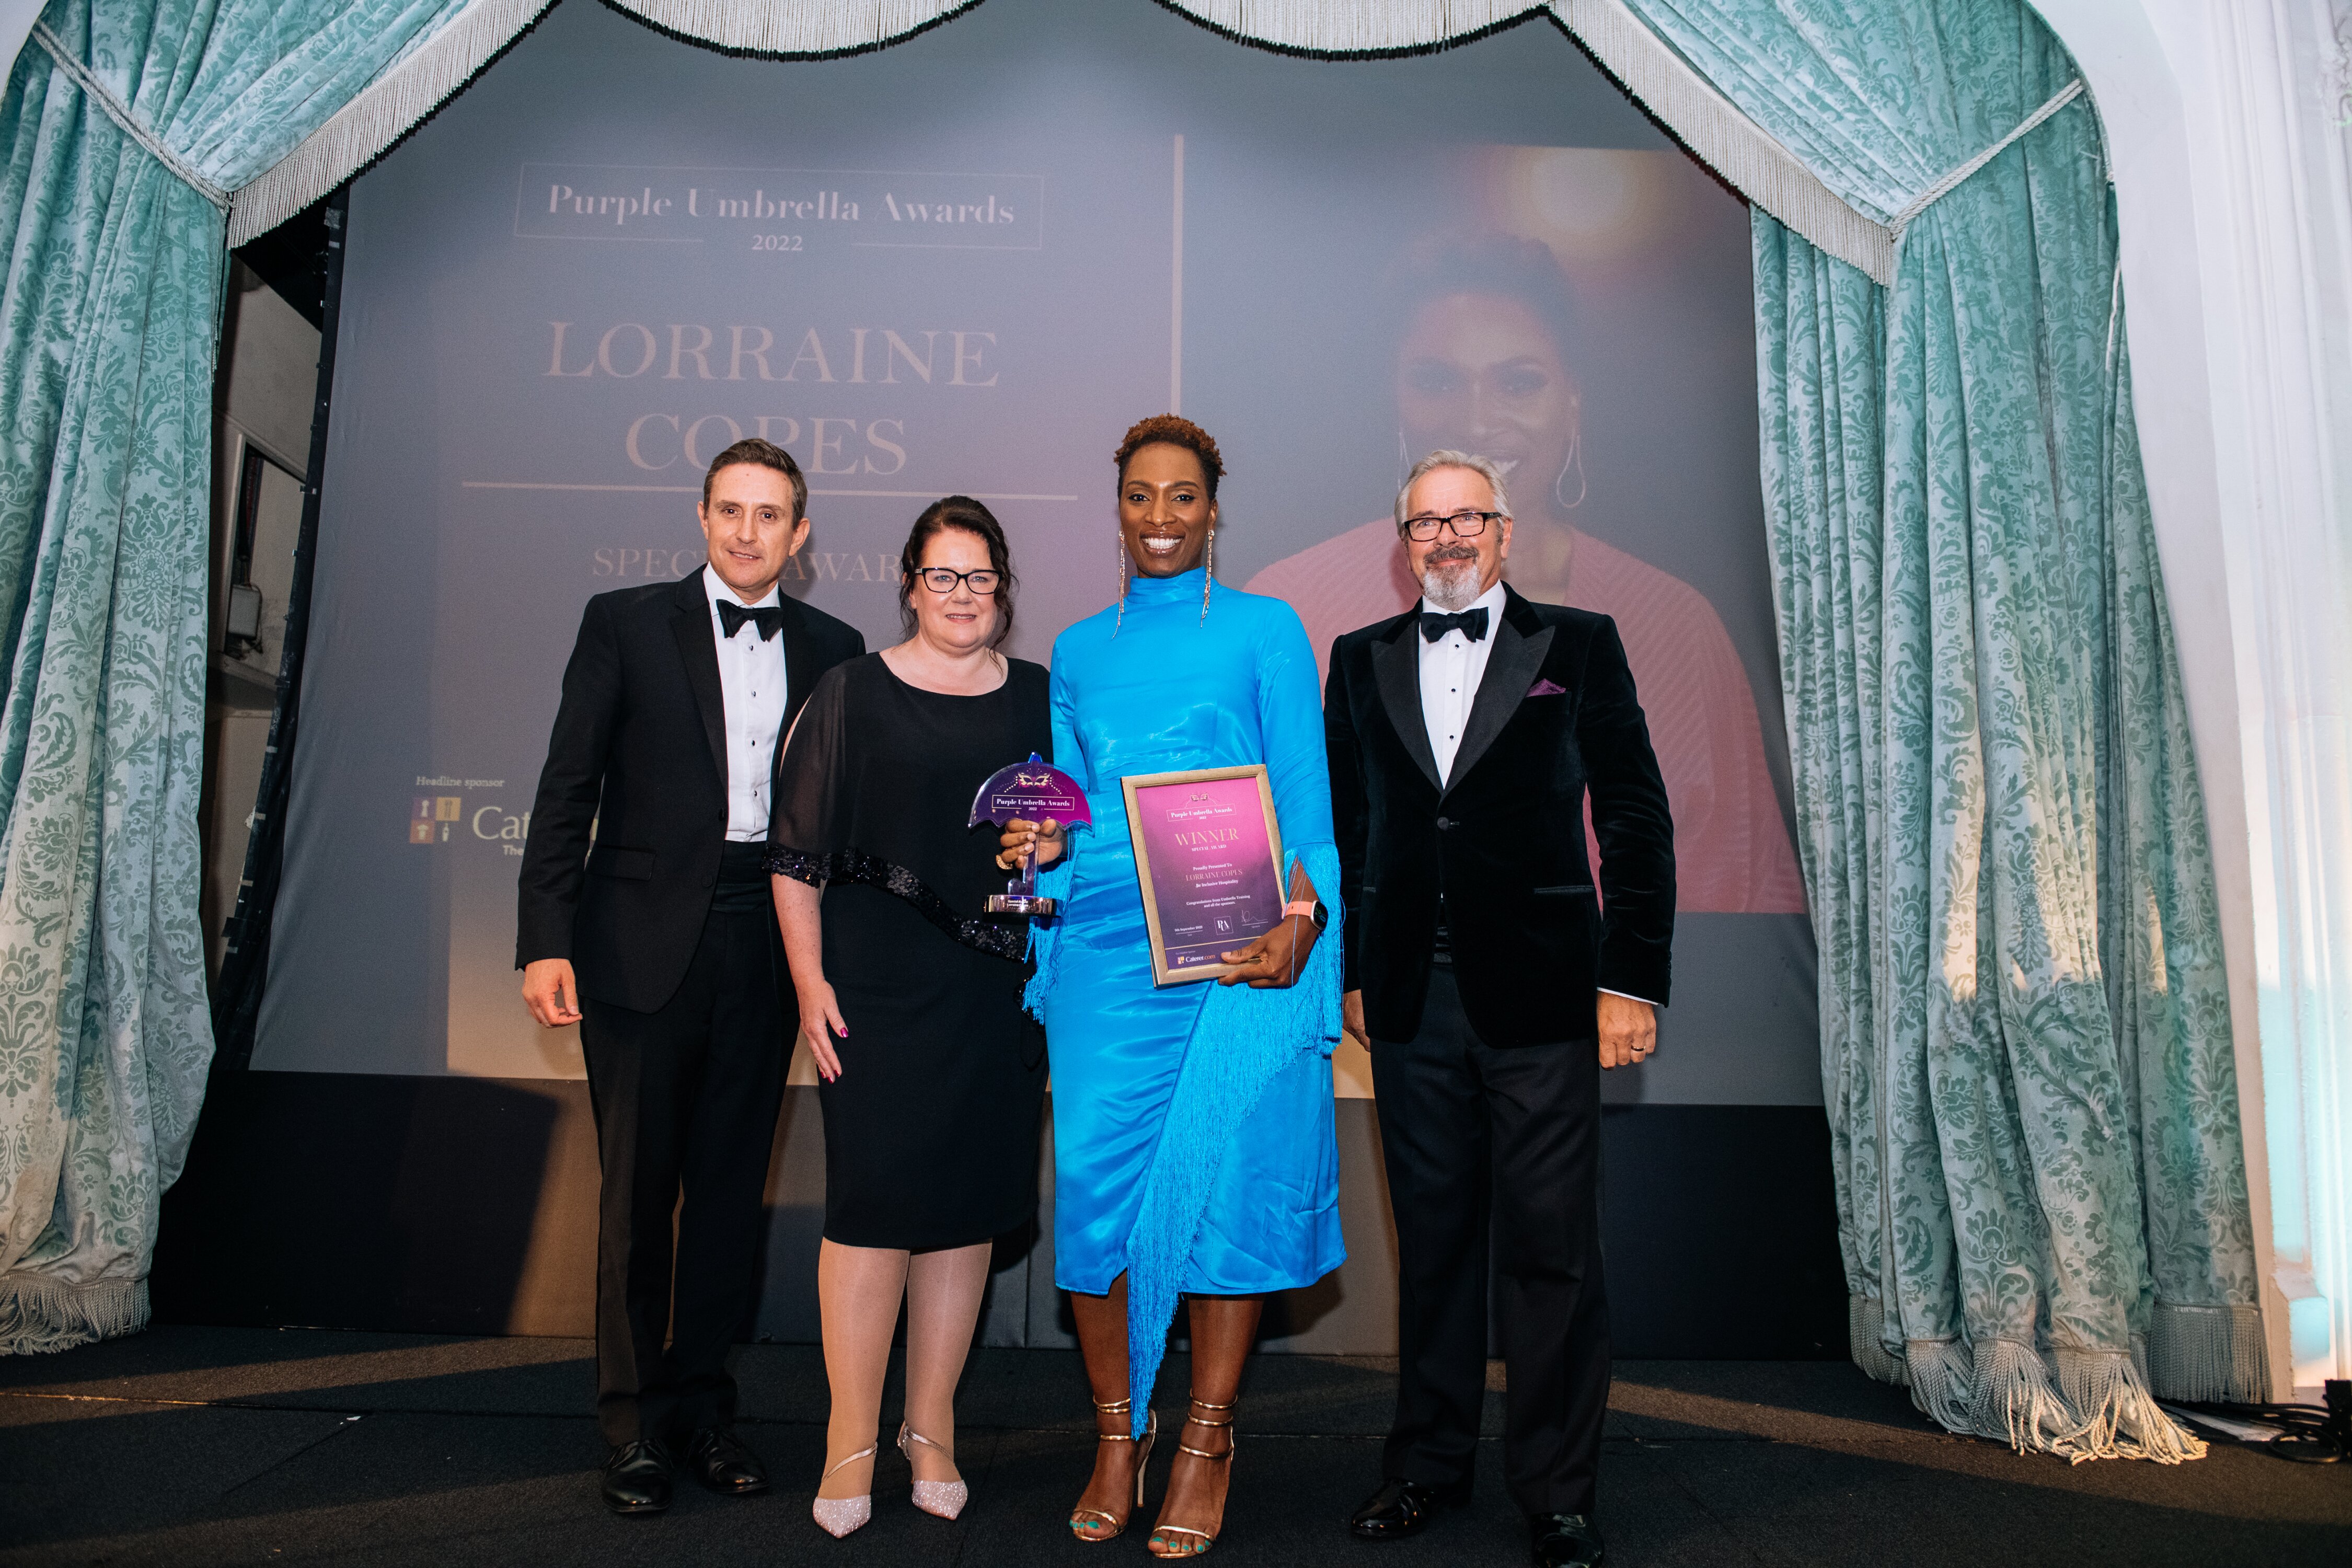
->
xmin=1527 ymin=678 xmax=1567 ymax=698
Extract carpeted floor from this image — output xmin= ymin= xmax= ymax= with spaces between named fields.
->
xmin=2 ymin=1327 xmax=2346 ymax=1566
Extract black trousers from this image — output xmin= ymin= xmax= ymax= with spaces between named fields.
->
xmin=1369 ymin=967 xmax=1609 ymax=1517
xmin=579 ymin=868 xmax=786 ymax=1448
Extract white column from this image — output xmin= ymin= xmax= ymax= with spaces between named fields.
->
xmin=2037 ymin=0 xmax=2352 ymax=1396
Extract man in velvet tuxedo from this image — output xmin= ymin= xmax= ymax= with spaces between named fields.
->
xmin=1327 ymin=451 xmax=1674 ymax=1568
xmin=517 ymin=438 xmax=863 ymax=1514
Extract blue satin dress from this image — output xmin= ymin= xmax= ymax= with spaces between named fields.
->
xmin=1025 ymin=567 xmax=1345 ymax=1421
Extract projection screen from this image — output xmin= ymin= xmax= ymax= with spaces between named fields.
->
xmin=257 ymin=0 xmax=1817 ymax=1109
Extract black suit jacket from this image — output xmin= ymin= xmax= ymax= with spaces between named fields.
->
xmin=1327 ymin=586 xmax=1674 ymax=1046
xmin=516 ymin=570 xmax=864 ymax=1012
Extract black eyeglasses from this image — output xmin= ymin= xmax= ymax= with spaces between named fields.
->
xmin=915 ymin=567 xmax=1003 ymax=594
xmin=1401 ymin=510 xmax=1500 ymax=543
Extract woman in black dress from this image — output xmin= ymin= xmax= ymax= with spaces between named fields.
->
xmin=767 ymin=497 xmax=1050 ymax=1538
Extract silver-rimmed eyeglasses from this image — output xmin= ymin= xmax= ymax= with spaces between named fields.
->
xmin=1401 ymin=510 xmax=1500 ymax=542
xmin=915 ymin=567 xmax=1002 ymax=594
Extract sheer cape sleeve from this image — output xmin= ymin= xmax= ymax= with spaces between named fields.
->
xmin=765 ymin=661 xmax=851 ymax=886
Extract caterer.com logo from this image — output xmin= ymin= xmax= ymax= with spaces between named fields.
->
xmin=410 ymin=776 xmax=525 ymax=851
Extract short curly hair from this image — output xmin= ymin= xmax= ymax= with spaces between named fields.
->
xmin=1114 ymin=414 xmax=1225 ymax=501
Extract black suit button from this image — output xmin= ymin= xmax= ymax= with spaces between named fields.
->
xmin=1435 ymin=816 xmax=1454 ymax=832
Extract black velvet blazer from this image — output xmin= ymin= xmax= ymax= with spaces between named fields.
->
xmin=515 ymin=570 xmax=864 ymax=1011
xmin=1325 ymin=586 xmax=1675 ymax=1046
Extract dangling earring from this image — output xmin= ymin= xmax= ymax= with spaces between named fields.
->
xmin=1114 ymin=534 xmax=1129 ymax=638
xmin=1553 ymin=429 xmax=1587 ymax=513
xmin=1201 ymin=525 xmax=1215 ymax=622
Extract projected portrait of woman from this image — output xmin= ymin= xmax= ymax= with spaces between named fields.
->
xmin=1244 ymin=234 xmax=1804 ymax=914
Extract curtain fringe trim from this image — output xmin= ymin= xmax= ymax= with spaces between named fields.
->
xmin=228 ymin=0 xmax=1904 ymax=285
xmin=1550 ymin=0 xmax=1894 ymax=284
xmin=1848 ymin=1293 xmax=1907 ymax=1385
xmin=1159 ymin=0 xmax=1534 ymax=52
xmin=1846 ymin=1298 xmax=2217 ymax=1462
xmin=1907 ymin=1336 xmax=1976 ymax=1433
xmin=0 ymin=1275 xmax=150 ymax=1355
xmin=226 ymin=0 xmax=976 ymax=245
xmin=227 ymin=0 xmax=557 ymax=246
xmin=1168 ymin=2 xmax=1902 ymax=282
xmin=2055 ymin=1346 xmax=2206 ymax=1464
xmin=29 ymin=23 xmax=230 ymax=211
xmin=611 ymin=0 xmax=979 ymax=54
xmin=2146 ymin=1302 xmax=2270 ymax=1403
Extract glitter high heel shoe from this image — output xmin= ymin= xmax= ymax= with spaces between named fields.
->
xmin=898 ymin=1422 xmax=968 ymax=1520
xmin=1069 ymin=1397 xmax=1156 ymax=1542
xmin=810 ymin=1442 xmax=876 ymax=1539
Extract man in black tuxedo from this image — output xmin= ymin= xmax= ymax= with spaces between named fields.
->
xmin=1328 ymin=451 xmax=1673 ymax=1568
xmin=518 ymin=437 xmax=864 ymax=1514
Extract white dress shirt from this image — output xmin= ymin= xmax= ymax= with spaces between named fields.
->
xmin=705 ymin=566 xmax=789 ymax=841
xmin=1417 ymin=579 xmax=1508 ymax=786
xmin=1416 ymin=578 xmax=1654 ymax=1008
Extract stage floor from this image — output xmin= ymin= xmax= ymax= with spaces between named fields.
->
xmin=3 ymin=1327 xmax=2345 ymax=1566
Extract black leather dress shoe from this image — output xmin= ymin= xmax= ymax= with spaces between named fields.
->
xmin=602 ymin=1438 xmax=674 ymax=1515
xmin=1350 ymin=1477 xmax=1473 ymax=1540
xmin=1529 ymin=1512 xmax=1605 ymax=1568
xmin=683 ymin=1426 xmax=769 ymax=1494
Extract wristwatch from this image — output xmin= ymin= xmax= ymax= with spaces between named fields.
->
xmin=1283 ymin=898 xmax=1329 ymax=930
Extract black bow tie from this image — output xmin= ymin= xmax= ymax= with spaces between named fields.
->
xmin=1420 ymin=606 xmax=1490 ymax=643
xmin=718 ymin=600 xmax=785 ymax=642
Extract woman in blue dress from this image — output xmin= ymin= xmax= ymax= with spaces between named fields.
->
xmin=1001 ymin=416 xmax=1344 ymax=1557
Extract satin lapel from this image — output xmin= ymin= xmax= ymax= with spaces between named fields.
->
xmin=669 ymin=573 xmax=729 ymax=791
xmin=1445 ymin=598 xmax=1551 ymax=793
xmin=1371 ymin=622 xmax=1442 ymax=791
xmin=778 ymin=594 xmax=818 ymax=724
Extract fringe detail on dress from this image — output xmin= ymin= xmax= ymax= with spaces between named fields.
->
xmin=1021 ymin=851 xmax=1079 ymax=1019
xmin=0 ymin=1275 xmax=149 ymax=1355
xmin=2146 ymin=1302 xmax=2270 ymax=1404
xmin=1119 ymin=843 xmax=1342 ymax=1432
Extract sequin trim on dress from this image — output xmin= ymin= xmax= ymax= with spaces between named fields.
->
xmin=763 ymin=844 xmax=1029 ymax=961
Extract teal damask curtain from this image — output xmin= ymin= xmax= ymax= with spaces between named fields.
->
xmin=1616 ymin=2 xmax=2263 ymax=1457
xmin=0 ymin=0 xmax=474 ymax=1353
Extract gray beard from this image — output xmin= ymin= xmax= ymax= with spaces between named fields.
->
xmin=1418 ymin=558 xmax=1484 ymax=612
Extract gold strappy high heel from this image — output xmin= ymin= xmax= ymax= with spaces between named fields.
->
xmin=1068 ymin=1396 xmax=1157 ymax=1542
xmin=1148 ymin=1397 xmax=1236 ymax=1558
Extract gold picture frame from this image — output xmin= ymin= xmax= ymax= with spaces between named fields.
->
xmin=1121 ymin=764 xmax=1287 ymax=986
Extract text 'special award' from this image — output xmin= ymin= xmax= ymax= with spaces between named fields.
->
xmin=968 ymin=753 xmax=1092 ymax=917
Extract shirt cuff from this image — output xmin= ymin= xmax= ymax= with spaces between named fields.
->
xmin=1598 ymin=987 xmax=1659 ymax=1008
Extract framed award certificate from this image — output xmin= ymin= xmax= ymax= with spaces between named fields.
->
xmin=1121 ymin=765 xmax=1287 ymax=986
